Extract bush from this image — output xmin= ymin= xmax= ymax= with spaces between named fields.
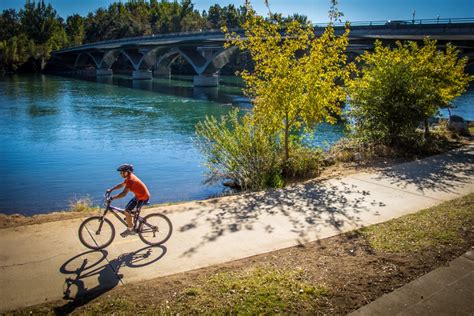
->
xmin=68 ymin=195 xmax=94 ymax=212
xmin=329 ymin=137 xmax=395 ymax=162
xmin=286 ymin=144 xmax=324 ymax=178
xmin=348 ymin=39 xmax=471 ymax=148
xmin=195 ymin=109 xmax=281 ymax=191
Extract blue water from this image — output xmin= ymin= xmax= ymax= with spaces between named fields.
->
xmin=439 ymin=85 xmax=474 ymax=121
xmin=0 ymin=75 xmax=472 ymax=215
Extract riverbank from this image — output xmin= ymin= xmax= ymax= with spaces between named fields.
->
xmin=1 ymin=136 xmax=471 ymax=229
xmin=0 ymin=154 xmax=413 ymax=230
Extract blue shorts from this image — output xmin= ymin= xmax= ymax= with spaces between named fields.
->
xmin=125 ymin=197 xmax=149 ymax=213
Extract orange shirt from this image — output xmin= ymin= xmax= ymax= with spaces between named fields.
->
xmin=124 ymin=173 xmax=150 ymax=200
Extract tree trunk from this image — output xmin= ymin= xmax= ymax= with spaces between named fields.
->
xmin=284 ymin=113 xmax=289 ymax=173
xmin=424 ymin=118 xmax=430 ymax=141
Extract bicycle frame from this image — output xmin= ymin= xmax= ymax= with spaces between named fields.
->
xmin=98 ymin=192 xmax=144 ymax=232
xmin=98 ymin=192 xmax=155 ymax=233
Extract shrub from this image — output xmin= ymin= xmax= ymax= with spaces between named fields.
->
xmin=348 ymin=39 xmax=472 ymax=147
xmin=68 ymin=195 xmax=94 ymax=212
xmin=286 ymin=144 xmax=324 ymax=178
xmin=195 ymin=109 xmax=281 ymax=191
xmin=329 ymin=137 xmax=395 ymax=162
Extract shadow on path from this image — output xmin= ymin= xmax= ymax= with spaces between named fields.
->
xmin=376 ymin=146 xmax=474 ymax=194
xmin=55 ymin=245 xmax=166 ymax=314
xmin=180 ymin=180 xmax=384 ymax=257
xmin=179 ymin=146 xmax=473 ymax=257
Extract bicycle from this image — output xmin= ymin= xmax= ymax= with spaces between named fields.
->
xmin=78 ymin=192 xmax=172 ymax=250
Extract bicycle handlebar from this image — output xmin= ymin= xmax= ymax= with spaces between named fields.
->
xmin=104 ymin=191 xmax=112 ymax=206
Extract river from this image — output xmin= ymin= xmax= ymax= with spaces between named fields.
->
xmin=0 ymin=74 xmax=472 ymax=215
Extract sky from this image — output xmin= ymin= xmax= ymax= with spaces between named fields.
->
xmin=1 ymin=0 xmax=473 ymax=23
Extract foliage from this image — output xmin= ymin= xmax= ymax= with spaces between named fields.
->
xmin=286 ymin=143 xmax=324 ymax=178
xmin=68 ymin=195 xmax=95 ymax=212
xmin=360 ymin=193 xmax=474 ymax=253
xmin=0 ymin=1 xmax=67 ymax=72
xmin=348 ymin=39 xmax=472 ymax=147
xmin=66 ymin=14 xmax=85 ymax=46
xmin=0 ymin=35 xmax=35 ymax=71
xmin=0 ymin=9 xmax=20 ymax=41
xmin=205 ymin=4 xmax=246 ymax=29
xmin=195 ymin=109 xmax=281 ymax=190
xmin=224 ymin=1 xmax=352 ymax=168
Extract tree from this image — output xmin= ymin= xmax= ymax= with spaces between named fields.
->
xmin=66 ymin=14 xmax=85 ymax=46
xmin=0 ymin=9 xmax=20 ymax=41
xmin=223 ymin=1 xmax=352 ymax=169
xmin=19 ymin=0 xmax=64 ymax=45
xmin=347 ymin=39 xmax=472 ymax=146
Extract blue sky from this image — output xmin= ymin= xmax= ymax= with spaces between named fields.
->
xmin=1 ymin=0 xmax=473 ymax=23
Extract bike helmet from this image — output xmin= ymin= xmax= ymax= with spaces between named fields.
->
xmin=117 ymin=164 xmax=134 ymax=172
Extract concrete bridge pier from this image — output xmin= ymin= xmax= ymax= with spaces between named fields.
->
xmin=153 ymin=65 xmax=171 ymax=78
xmin=132 ymin=70 xmax=153 ymax=80
xmin=193 ymin=73 xmax=219 ymax=87
xmin=96 ymin=69 xmax=113 ymax=76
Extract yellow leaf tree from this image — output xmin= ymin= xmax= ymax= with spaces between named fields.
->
xmin=348 ymin=39 xmax=472 ymax=145
xmin=224 ymin=0 xmax=352 ymax=169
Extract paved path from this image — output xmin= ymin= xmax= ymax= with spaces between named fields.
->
xmin=351 ymin=251 xmax=474 ymax=316
xmin=0 ymin=145 xmax=473 ymax=312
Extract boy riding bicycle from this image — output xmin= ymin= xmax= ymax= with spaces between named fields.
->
xmin=107 ymin=164 xmax=150 ymax=237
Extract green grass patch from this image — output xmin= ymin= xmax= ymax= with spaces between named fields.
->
xmin=169 ymin=266 xmax=329 ymax=314
xmin=360 ymin=193 xmax=474 ymax=253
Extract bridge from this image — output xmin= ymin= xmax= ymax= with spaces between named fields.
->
xmin=51 ymin=18 xmax=474 ymax=87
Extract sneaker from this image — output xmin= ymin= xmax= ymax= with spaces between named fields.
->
xmin=120 ymin=228 xmax=136 ymax=238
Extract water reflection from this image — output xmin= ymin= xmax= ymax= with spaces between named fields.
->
xmin=193 ymin=86 xmax=219 ymax=101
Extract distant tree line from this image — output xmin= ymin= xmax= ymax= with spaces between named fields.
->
xmin=0 ymin=0 xmax=309 ymax=73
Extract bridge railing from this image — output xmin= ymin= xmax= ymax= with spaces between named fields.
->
xmin=314 ymin=17 xmax=474 ymax=28
xmin=55 ymin=17 xmax=474 ymax=54
xmin=55 ymin=29 xmax=242 ymax=54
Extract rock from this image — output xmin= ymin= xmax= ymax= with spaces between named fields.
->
xmin=223 ymin=181 xmax=241 ymax=189
xmin=448 ymin=115 xmax=470 ymax=136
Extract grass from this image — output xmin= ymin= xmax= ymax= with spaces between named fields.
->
xmin=168 ymin=266 xmax=329 ymax=314
xmin=73 ymin=266 xmax=329 ymax=315
xmin=360 ymin=193 xmax=474 ymax=253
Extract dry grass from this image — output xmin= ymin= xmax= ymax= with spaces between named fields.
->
xmin=68 ymin=196 xmax=97 ymax=213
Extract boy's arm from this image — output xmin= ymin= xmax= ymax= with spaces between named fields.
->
xmin=108 ymin=182 xmax=125 ymax=192
xmin=111 ymin=188 xmax=130 ymax=200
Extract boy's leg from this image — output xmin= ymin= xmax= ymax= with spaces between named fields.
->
xmin=135 ymin=199 xmax=148 ymax=213
xmin=121 ymin=198 xmax=138 ymax=237
xmin=124 ymin=212 xmax=133 ymax=229
xmin=124 ymin=197 xmax=139 ymax=228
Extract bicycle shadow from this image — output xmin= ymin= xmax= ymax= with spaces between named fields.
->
xmin=55 ymin=245 xmax=166 ymax=314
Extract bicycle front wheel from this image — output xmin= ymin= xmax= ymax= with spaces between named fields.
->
xmin=79 ymin=216 xmax=115 ymax=250
xmin=138 ymin=213 xmax=173 ymax=246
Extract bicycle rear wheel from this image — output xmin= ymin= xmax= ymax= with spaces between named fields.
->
xmin=138 ymin=213 xmax=172 ymax=246
xmin=79 ymin=216 xmax=115 ymax=250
